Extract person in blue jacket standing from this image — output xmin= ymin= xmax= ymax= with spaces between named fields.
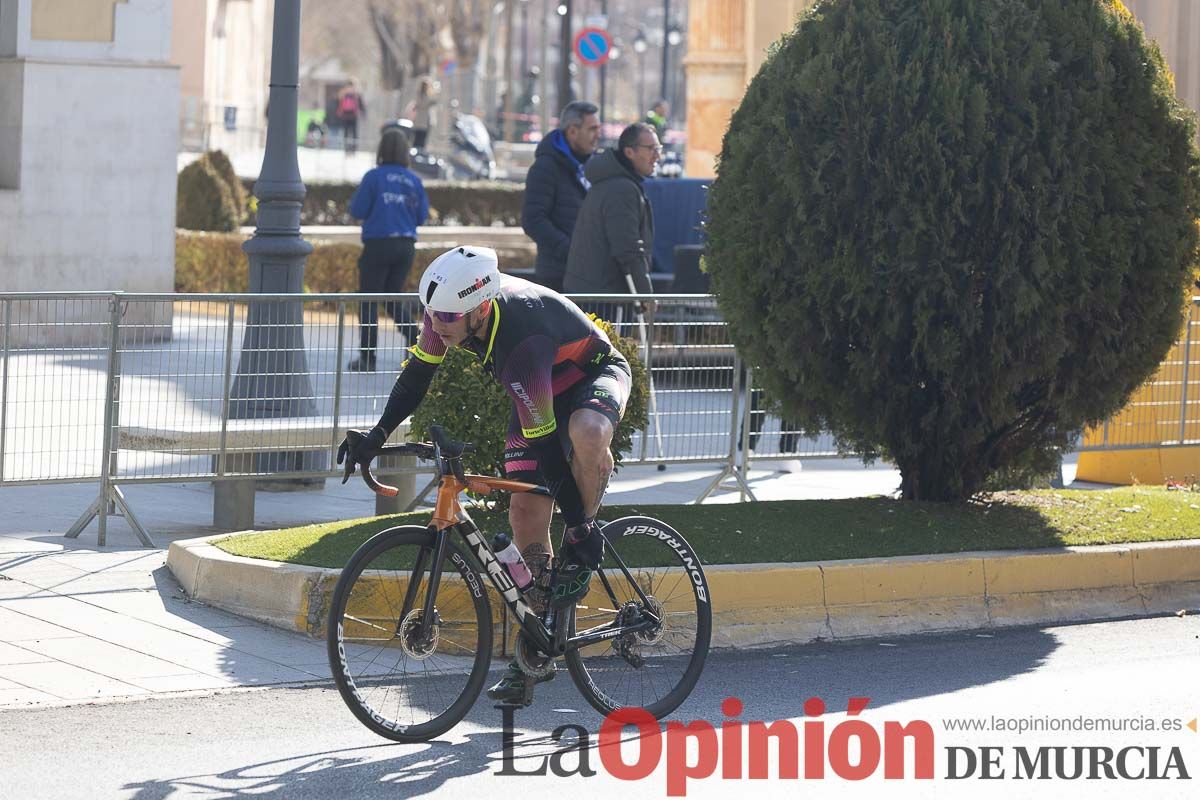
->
xmin=348 ymin=128 xmax=430 ymax=371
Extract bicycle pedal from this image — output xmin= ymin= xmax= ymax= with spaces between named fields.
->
xmin=492 ymin=700 xmax=534 ymax=710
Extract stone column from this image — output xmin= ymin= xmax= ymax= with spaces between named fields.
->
xmin=683 ymin=0 xmax=747 ymax=179
xmin=1124 ymin=0 xmax=1200 ymax=114
xmin=683 ymin=0 xmax=817 ymax=178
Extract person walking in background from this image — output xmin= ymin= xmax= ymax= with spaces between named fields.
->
xmin=337 ymin=79 xmax=367 ymax=154
xmin=347 ymin=129 xmax=429 ymax=372
xmin=564 ymin=122 xmax=659 ymax=324
xmin=644 ymin=99 xmax=669 ymax=143
xmin=406 ymin=77 xmax=438 ymax=150
xmin=324 ymin=91 xmax=343 ymax=145
xmin=521 ymin=101 xmax=601 ymax=292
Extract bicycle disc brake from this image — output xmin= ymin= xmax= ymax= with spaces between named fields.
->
xmin=515 ymin=630 xmax=555 ymax=679
xmin=633 ymin=595 xmax=666 ymax=646
xmin=399 ymin=608 xmax=441 ymax=660
xmin=613 ymin=601 xmax=653 ymax=668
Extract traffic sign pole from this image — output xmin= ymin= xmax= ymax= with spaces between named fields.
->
xmin=599 ymin=0 xmax=609 ymax=126
xmin=559 ymin=0 xmax=573 ymax=114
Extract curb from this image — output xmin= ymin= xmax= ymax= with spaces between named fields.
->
xmin=167 ymin=535 xmax=1200 ymax=649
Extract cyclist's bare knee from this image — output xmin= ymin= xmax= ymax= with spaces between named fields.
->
xmin=569 ymin=409 xmax=614 ymax=462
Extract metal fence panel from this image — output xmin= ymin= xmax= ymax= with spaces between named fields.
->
xmin=1078 ymin=298 xmax=1200 ymax=451
xmin=2 ymin=291 xmax=1198 ymax=513
xmin=571 ymin=294 xmax=739 ymax=466
xmin=741 ymin=368 xmax=843 ymax=464
xmin=111 ymin=294 xmax=429 ymax=483
xmin=0 ymin=295 xmax=115 ymax=484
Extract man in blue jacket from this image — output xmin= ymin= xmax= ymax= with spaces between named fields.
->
xmin=522 ymin=101 xmax=600 ymax=292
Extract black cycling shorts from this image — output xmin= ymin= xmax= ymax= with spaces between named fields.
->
xmin=503 ymin=353 xmax=632 ymax=484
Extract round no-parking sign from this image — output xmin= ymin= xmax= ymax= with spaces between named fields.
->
xmin=574 ymin=27 xmax=613 ymax=68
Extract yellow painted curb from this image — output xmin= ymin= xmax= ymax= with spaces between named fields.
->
xmin=706 ymin=564 xmax=824 ymax=610
xmin=1132 ymin=540 xmax=1200 ymax=585
xmin=822 ymin=554 xmax=985 ymax=604
xmin=984 ymin=547 xmax=1133 ymax=594
xmin=166 ymin=536 xmax=1200 ymax=650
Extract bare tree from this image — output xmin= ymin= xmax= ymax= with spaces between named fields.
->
xmin=369 ymin=0 xmax=445 ymax=92
xmin=301 ymin=0 xmax=374 ymax=83
xmin=448 ymin=0 xmax=488 ymax=72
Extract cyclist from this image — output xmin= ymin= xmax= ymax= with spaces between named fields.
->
xmin=338 ymin=245 xmax=632 ymax=706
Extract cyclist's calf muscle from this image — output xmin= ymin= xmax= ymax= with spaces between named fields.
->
xmin=568 ymin=409 xmax=615 ymax=519
xmin=506 ymin=409 xmax=614 ymax=556
xmin=509 ymin=491 xmax=555 ymax=555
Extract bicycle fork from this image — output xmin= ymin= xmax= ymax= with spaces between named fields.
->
xmin=395 ymin=525 xmax=450 ymax=644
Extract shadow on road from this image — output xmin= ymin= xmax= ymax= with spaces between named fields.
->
xmin=118 ymin=733 xmax=504 ymax=799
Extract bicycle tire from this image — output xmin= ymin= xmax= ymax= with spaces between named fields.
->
xmin=326 ymin=525 xmax=492 ymax=742
xmin=564 ymin=516 xmax=712 ymax=719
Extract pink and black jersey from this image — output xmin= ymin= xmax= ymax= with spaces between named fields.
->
xmin=373 ymin=275 xmax=627 ymax=522
xmin=401 ymin=275 xmax=616 ymax=440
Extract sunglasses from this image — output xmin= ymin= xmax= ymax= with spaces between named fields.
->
xmin=430 ymin=309 xmax=473 ymax=323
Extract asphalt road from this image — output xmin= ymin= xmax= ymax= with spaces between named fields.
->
xmin=3 ymin=615 xmax=1198 ymax=800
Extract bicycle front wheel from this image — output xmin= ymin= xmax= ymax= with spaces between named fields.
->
xmin=326 ymin=525 xmax=492 ymax=742
xmin=564 ymin=516 xmax=712 ymax=719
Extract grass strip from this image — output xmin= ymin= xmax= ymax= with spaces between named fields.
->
xmin=214 ymin=486 xmax=1200 ymax=569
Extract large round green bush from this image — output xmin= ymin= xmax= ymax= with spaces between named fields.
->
xmin=707 ymin=0 xmax=1200 ymax=500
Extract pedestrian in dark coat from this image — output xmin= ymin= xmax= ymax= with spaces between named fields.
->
xmin=521 ymin=101 xmax=600 ymax=291
xmin=564 ymin=123 xmax=660 ymax=322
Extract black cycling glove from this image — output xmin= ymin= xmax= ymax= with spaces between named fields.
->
xmin=561 ymin=519 xmax=605 ymax=569
xmin=337 ymin=426 xmax=388 ymax=481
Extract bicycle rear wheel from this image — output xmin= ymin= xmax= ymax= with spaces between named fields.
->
xmin=327 ymin=525 xmax=492 ymax=742
xmin=564 ymin=516 xmax=711 ymax=719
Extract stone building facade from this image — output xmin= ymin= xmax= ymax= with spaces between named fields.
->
xmin=1 ymin=0 xmax=179 ymax=342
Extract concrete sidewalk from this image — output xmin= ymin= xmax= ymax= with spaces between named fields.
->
xmin=0 ymin=458 xmax=905 ymax=709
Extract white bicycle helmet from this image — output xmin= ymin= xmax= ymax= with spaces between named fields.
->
xmin=418 ymin=246 xmax=502 ymax=315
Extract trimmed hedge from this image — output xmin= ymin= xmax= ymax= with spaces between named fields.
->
xmin=175 ymin=230 xmax=534 ymax=294
xmin=175 ymin=231 xmax=248 ymax=292
xmin=240 ymin=179 xmax=524 ymax=227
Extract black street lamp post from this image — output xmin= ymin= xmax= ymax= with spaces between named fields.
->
xmin=660 ymin=0 xmax=670 ymax=100
xmin=665 ymin=23 xmax=682 ymax=119
xmin=225 ymin=0 xmax=320 ymax=527
xmin=599 ymin=0 xmax=609 ymax=123
xmin=634 ymin=28 xmax=647 ymax=116
xmin=558 ymin=0 xmax=573 ymax=111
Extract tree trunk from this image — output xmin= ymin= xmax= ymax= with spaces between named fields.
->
xmin=898 ymin=454 xmax=979 ymax=502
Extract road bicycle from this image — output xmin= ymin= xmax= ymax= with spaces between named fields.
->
xmin=326 ymin=425 xmax=712 ymax=742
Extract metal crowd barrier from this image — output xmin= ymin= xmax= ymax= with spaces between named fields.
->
xmin=0 ymin=292 xmax=748 ymax=545
xmin=1078 ymin=298 xmax=1200 ymax=451
xmin=2 ymin=292 xmax=1196 ymax=546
